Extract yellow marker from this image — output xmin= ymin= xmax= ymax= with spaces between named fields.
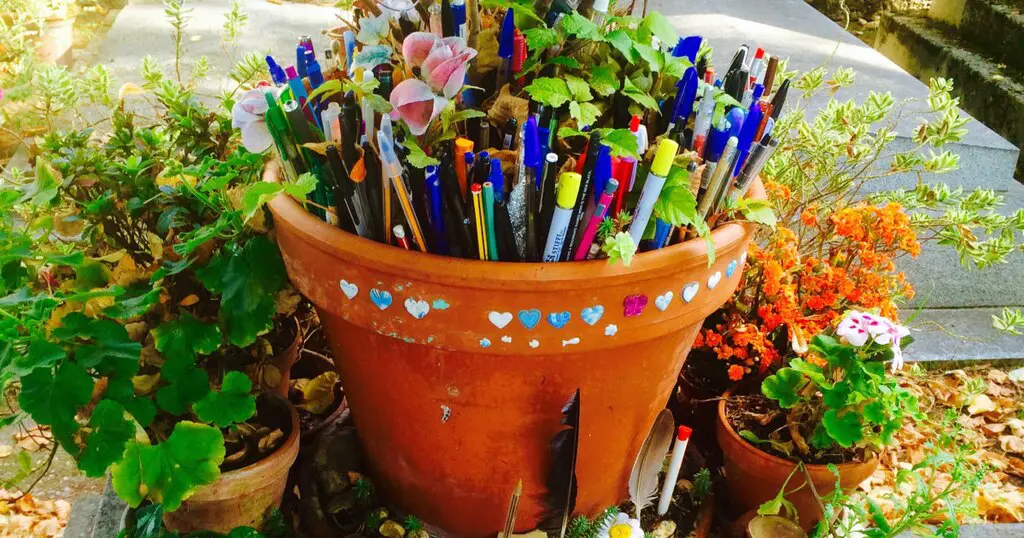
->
xmin=628 ymin=139 xmax=679 ymax=246
xmin=471 ymin=183 xmax=488 ymax=260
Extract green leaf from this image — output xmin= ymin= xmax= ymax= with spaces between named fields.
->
xmin=641 ymin=12 xmax=679 ymax=46
xmin=21 ymin=157 xmax=61 ymax=206
xmin=19 ymin=362 xmax=94 ymax=449
xmin=12 ymin=339 xmax=67 ymax=376
xmin=193 ymin=372 xmax=256 ymax=428
xmin=133 ymin=504 xmax=164 ymax=538
xmin=633 ymin=42 xmax=664 ymax=72
xmin=524 ymin=77 xmax=572 ymax=108
xmin=735 ymin=198 xmax=777 ymax=228
xmin=622 ymin=77 xmax=660 ymax=111
xmin=822 ymin=409 xmax=864 ymax=448
xmin=400 ymin=138 xmax=440 ymax=169
xmin=569 ymin=101 xmax=600 ymax=129
xmin=105 ymin=377 xmax=157 ymax=427
xmin=788 ymin=358 xmax=829 ymax=387
xmin=241 ymin=173 xmax=317 ymax=221
xmin=558 ymin=12 xmax=602 ymax=41
xmin=547 ymin=56 xmax=581 ymax=69
xmin=739 ymin=430 xmax=769 ymax=445
xmin=822 ymin=380 xmax=851 ymax=408
xmin=863 ymin=401 xmax=888 ymax=424
xmin=111 ymin=421 xmax=225 ymax=511
xmin=156 ymin=366 xmax=211 ymax=416
xmin=761 ymin=368 xmax=806 ymax=409
xmin=601 ymin=232 xmax=637 ymax=266
xmin=653 ymin=168 xmax=699 ymax=227
xmin=79 ymin=400 xmax=134 ymax=477
xmin=598 ymin=128 xmax=639 ymax=158
xmin=524 ymin=27 xmax=559 ymax=51
xmin=73 ymin=319 xmax=142 ymax=377
xmin=604 ymin=30 xmax=637 ymax=64
xmin=589 ymin=66 xmax=620 ymax=97
xmin=661 ymin=55 xmax=691 ymax=78
xmin=104 ymin=285 xmax=162 ymax=320
xmin=867 ymin=498 xmax=891 ymax=532
xmin=153 ymin=313 xmax=221 ymax=380
xmin=564 ymin=75 xmax=593 ymax=102
xmin=198 ymin=236 xmax=285 ymax=347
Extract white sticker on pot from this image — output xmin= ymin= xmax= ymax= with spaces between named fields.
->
xmin=340 ymin=279 xmax=359 ymax=299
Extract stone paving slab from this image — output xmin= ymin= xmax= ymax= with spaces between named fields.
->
xmin=906 ymin=307 xmax=1024 ymax=363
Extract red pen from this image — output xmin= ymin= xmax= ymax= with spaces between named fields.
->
xmin=512 ymin=30 xmax=526 ymax=85
xmin=394 ymin=224 xmax=410 ymax=250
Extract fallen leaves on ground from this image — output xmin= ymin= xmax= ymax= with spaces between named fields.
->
xmin=13 ymin=428 xmax=52 ymax=452
xmin=0 ymin=491 xmax=71 ymax=537
xmin=864 ymin=365 xmax=1024 ymax=524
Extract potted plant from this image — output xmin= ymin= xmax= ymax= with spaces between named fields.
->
xmin=717 ymin=309 xmax=923 ymax=529
xmin=36 ymin=0 xmax=74 ymax=65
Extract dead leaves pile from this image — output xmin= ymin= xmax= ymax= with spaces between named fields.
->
xmin=0 ymin=492 xmax=70 ymax=537
xmin=863 ymin=366 xmax=1024 ymax=523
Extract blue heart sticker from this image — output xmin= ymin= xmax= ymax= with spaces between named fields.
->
xmin=369 ymin=288 xmax=392 ymax=310
xmin=726 ymin=259 xmax=739 ymax=277
xmin=580 ymin=305 xmax=604 ymax=326
xmin=518 ymin=309 xmax=541 ymax=329
xmin=547 ymin=311 xmax=571 ymax=329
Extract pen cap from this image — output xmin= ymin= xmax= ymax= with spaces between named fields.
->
xmin=308 ymin=61 xmax=324 ymax=88
xmin=555 ymin=173 xmax=582 ymax=209
xmin=285 ymin=65 xmax=299 ymax=80
xmin=593 ymin=145 xmax=612 ymax=202
xmin=603 ymin=177 xmax=620 ymax=196
xmin=498 ymin=8 xmax=515 ymax=58
xmin=650 ymin=139 xmax=679 ymax=177
xmin=376 ymin=131 xmax=403 ymax=178
xmin=523 ymin=116 xmax=540 ymax=167
xmin=677 ymin=425 xmax=692 ymax=442
xmin=512 ymin=31 xmax=526 ymax=72
xmin=488 ymin=158 xmax=504 ymax=195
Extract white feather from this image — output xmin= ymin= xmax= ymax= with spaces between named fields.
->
xmin=628 ymin=409 xmax=675 ymax=519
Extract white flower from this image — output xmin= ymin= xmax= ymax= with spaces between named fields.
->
xmin=231 ymin=85 xmax=280 ymax=153
xmin=836 ymin=311 xmax=910 ymax=372
xmin=836 ymin=311 xmax=871 ymax=347
xmin=597 ymin=513 xmax=644 ymax=538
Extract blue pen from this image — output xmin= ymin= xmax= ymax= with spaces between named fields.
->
xmin=496 ymin=9 xmax=515 ymax=90
xmin=669 ymin=67 xmax=698 ymax=132
xmin=452 ymin=0 xmax=466 ymax=38
xmin=751 ymin=83 xmax=764 ymax=105
xmin=426 ymin=165 xmax=448 ymax=255
xmin=284 ymin=65 xmax=311 ymax=120
xmin=653 ymin=219 xmax=672 ymax=249
xmin=696 ymin=123 xmax=730 ymax=204
xmin=266 ymin=56 xmax=287 ymax=86
xmin=344 ymin=31 xmax=356 ymax=73
xmin=464 ymin=151 xmax=475 ymax=180
xmin=672 ymin=35 xmax=703 ymax=63
xmin=726 ymin=107 xmax=745 ymax=139
xmin=489 ymin=157 xmax=504 ymax=197
xmin=593 ymin=145 xmax=611 ymax=204
xmin=296 ymin=45 xmax=308 ymax=78
xmin=733 ymin=104 xmax=763 ymax=177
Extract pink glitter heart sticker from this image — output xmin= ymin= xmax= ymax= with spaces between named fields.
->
xmin=623 ymin=294 xmax=648 ymax=317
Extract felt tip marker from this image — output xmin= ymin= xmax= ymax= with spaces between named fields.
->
xmin=657 ymin=426 xmax=692 ymax=516
xmin=573 ymin=178 xmax=619 ymax=261
xmin=629 ymin=139 xmax=678 ymax=247
xmin=543 ymin=172 xmax=582 ymax=262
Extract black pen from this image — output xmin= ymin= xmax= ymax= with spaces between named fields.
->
xmin=560 ymin=131 xmax=601 ymax=261
xmin=489 ymin=158 xmax=519 ymax=261
xmin=502 ymin=118 xmax=518 ymax=150
xmin=326 ymin=145 xmax=364 ymax=236
xmin=361 ymin=141 xmax=385 ymax=242
xmin=770 ymin=79 xmax=789 ymax=121
xmin=440 ymin=153 xmax=475 ymax=258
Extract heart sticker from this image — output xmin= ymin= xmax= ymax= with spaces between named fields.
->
xmin=518 ymin=309 xmax=541 ymax=329
xmin=547 ymin=311 xmax=571 ymax=329
xmin=623 ymin=294 xmax=648 ymax=317
xmin=655 ymin=291 xmax=673 ymax=311
xmin=561 ymin=337 xmax=580 ymax=347
xmin=707 ymin=271 xmax=722 ymax=289
xmin=404 ymin=298 xmax=430 ymax=319
xmin=604 ymin=324 xmax=618 ymax=336
xmin=580 ymin=305 xmax=604 ymax=326
xmin=682 ymin=282 xmax=699 ymax=303
xmin=726 ymin=259 xmax=739 ymax=278
xmin=489 ymin=311 xmax=514 ymax=329
xmin=529 ymin=339 xmax=540 ymax=348
xmin=369 ymin=289 xmax=392 ymax=310
xmin=339 ymin=280 xmax=359 ymax=300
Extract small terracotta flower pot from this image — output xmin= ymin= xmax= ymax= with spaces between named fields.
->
xmin=162 ymin=392 xmax=300 ymax=533
xmin=716 ymin=396 xmax=879 ymax=531
xmin=265 ymin=162 xmax=763 ymax=537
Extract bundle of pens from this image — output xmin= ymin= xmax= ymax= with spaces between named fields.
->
xmin=254 ymin=0 xmax=784 ymax=264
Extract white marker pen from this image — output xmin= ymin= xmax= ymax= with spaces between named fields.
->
xmin=543 ymin=172 xmax=582 ymax=262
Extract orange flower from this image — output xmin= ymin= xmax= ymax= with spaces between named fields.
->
xmin=800 ymin=205 xmax=819 ymax=227
xmin=728 ymin=365 xmax=745 ymax=381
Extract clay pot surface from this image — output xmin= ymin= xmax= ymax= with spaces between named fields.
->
xmin=162 ymin=393 xmax=300 ymax=533
xmin=265 ymin=161 xmax=762 ymax=536
xmin=717 ymin=397 xmax=879 ymax=531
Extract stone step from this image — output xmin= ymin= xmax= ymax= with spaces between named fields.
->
xmin=907 ymin=307 xmax=1024 ymax=364
xmin=655 ymin=0 xmax=1020 ymax=192
xmin=930 ymin=0 xmax=1024 ymax=73
xmin=875 ymin=13 xmax=1024 ymax=179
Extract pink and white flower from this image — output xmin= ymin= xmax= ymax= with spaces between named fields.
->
xmin=390 ymin=32 xmax=477 ymax=135
xmin=836 ymin=311 xmax=911 ymax=372
xmin=231 ymin=86 xmax=280 ymax=153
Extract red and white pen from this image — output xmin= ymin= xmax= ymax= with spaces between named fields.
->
xmin=394 ymin=224 xmax=410 ymax=250
xmin=657 ymin=425 xmax=692 ymax=515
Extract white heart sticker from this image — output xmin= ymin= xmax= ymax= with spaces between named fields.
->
xmin=404 ymin=298 xmax=430 ymax=319
xmin=488 ymin=311 xmax=514 ymax=329
xmin=339 ymin=280 xmax=359 ymax=299
xmin=682 ymin=282 xmax=699 ymax=303
xmin=707 ymin=271 xmax=722 ymax=289
xmin=655 ymin=291 xmax=673 ymax=311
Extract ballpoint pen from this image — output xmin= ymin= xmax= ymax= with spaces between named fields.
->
xmin=266 ymin=56 xmax=287 ymax=86
xmin=426 ymin=165 xmax=449 ymax=256
xmin=442 ymin=0 xmax=454 ymax=37
xmin=538 ymin=152 xmax=559 ymax=241
xmin=667 ymin=67 xmax=698 ymax=135
xmin=629 ymin=139 xmax=678 ymax=246
xmin=698 ymin=136 xmax=738 ymax=222
xmin=378 ymin=131 xmax=427 ymax=252
xmin=361 ymin=141 xmax=384 ymax=241
xmin=496 ymin=8 xmax=515 ymax=91
xmin=692 ymin=84 xmax=715 ymax=157
xmin=729 ymin=137 xmax=779 ymax=203
xmin=452 ymin=0 xmax=467 ymax=38
xmin=489 ymin=158 xmax=519 ymax=261
xmin=770 ymin=79 xmax=789 ymax=121
xmin=321 ymin=101 xmax=341 ymax=142
xmin=732 ymin=103 xmax=764 ymax=178
xmin=296 ymin=44 xmax=308 ymax=78
xmin=482 ymin=181 xmax=499 ymax=261
xmin=763 ymin=56 xmax=779 ymax=95
xmin=326 ymin=145 xmax=366 ymax=236
xmin=264 ymin=94 xmax=302 ymax=179
xmin=455 ymin=137 xmax=474 ymax=199
xmin=361 ymin=72 xmax=377 ymax=145
xmin=440 ymin=154 xmax=475 ymax=258
xmin=574 ymin=178 xmax=618 ymax=260
xmin=672 ymin=35 xmax=702 ymax=63
xmin=343 ymin=31 xmax=356 ymax=73
xmin=522 ymin=116 xmax=540 ymax=261
xmin=561 ymin=130 xmax=602 ymax=260
xmin=748 ymin=48 xmax=766 ymax=87
xmin=696 ymin=124 xmax=729 ymax=208
xmin=502 ymin=118 xmax=518 ymax=150
xmin=285 ymin=66 xmax=312 ymax=122
xmin=394 ymin=225 xmax=411 ymax=250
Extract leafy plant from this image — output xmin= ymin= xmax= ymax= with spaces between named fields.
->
xmin=691 ymin=468 xmax=712 ymax=503
xmin=566 ymin=506 xmax=620 ymax=538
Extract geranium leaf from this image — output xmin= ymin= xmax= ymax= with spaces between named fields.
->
xmin=12 ymin=339 xmax=66 ymax=376
xmin=822 ymin=380 xmax=851 ymax=408
xmin=105 ymin=377 xmax=157 ymax=427
xmin=111 ymin=421 xmax=225 ymax=511
xmin=18 ymin=362 xmax=94 ymax=450
xmin=761 ymin=368 xmax=805 ymax=409
xmin=156 ymin=367 xmax=210 ymax=415
xmin=193 ymin=372 xmax=256 ymax=428
xmin=74 ymin=319 xmax=142 ymax=377
xmin=153 ymin=313 xmax=221 ymax=380
xmin=104 ymin=284 xmax=162 ymax=320
xmin=822 ymin=409 xmax=863 ymax=447
xmin=79 ymin=400 xmax=134 ymax=477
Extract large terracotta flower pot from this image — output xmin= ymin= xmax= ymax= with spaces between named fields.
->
xmin=717 ymin=396 xmax=879 ymax=531
xmin=163 ymin=393 xmax=300 ymax=533
xmin=265 ymin=161 xmax=763 ymax=537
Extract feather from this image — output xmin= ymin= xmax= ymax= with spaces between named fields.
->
xmin=543 ymin=389 xmax=580 ymax=538
xmin=628 ymin=409 xmax=674 ymax=519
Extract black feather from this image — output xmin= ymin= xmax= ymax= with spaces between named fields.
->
xmin=543 ymin=389 xmax=580 ymax=538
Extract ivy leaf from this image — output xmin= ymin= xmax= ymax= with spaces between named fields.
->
xmin=569 ymin=101 xmax=601 ymax=129
xmin=153 ymin=313 xmax=221 ymax=380
xmin=589 ymin=66 xmax=620 ymax=97
xmin=564 ymin=75 xmax=593 ymax=102
xmin=12 ymin=339 xmax=66 ymax=376
xmin=524 ymin=27 xmax=559 ymax=51
xmin=822 ymin=409 xmax=864 ymax=448
xmin=604 ymin=30 xmax=637 ymax=64
xmin=193 ymin=372 xmax=256 ymax=428
xmin=633 ymin=42 xmax=664 ymax=72
xmin=156 ymin=367 xmax=211 ymax=415
xmin=641 ymin=12 xmax=679 ymax=46
xmin=401 ymin=138 xmax=440 ymax=169
xmin=19 ymin=362 xmax=94 ymax=450
xmin=601 ymin=232 xmax=637 ymax=266
xmin=761 ymin=368 xmax=805 ymax=409
xmin=735 ymin=198 xmax=778 ymax=228
xmin=111 ymin=421 xmax=226 ymax=511
xmin=598 ymin=128 xmax=639 ymax=158
xmin=524 ymin=77 xmax=572 ymax=108
xmin=622 ymin=77 xmax=660 ymax=111
xmin=79 ymin=400 xmax=134 ymax=477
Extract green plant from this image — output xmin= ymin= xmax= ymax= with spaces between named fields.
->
xmin=566 ymin=506 xmax=620 ymax=538
xmin=691 ymin=468 xmax=711 ymax=503
xmin=760 ymin=311 xmax=924 ymax=459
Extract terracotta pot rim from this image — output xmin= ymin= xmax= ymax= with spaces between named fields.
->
xmin=718 ymin=392 xmax=878 ymax=470
xmin=263 ymin=160 xmax=765 ymax=287
xmin=189 ymin=392 xmax=301 ymax=501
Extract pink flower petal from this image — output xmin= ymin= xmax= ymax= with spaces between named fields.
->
xmin=390 ymin=78 xmax=436 ymax=109
xmin=240 ymin=121 xmax=273 ymax=153
xmin=402 ymin=32 xmax=441 ymax=68
xmin=389 ymin=79 xmax=446 ymax=135
xmin=426 ymin=55 xmax=469 ymax=97
xmin=421 ymin=45 xmax=455 ymax=80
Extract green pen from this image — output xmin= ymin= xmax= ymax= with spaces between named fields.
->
xmin=483 ymin=181 xmax=499 ymax=261
xmin=264 ymin=93 xmax=305 ymax=177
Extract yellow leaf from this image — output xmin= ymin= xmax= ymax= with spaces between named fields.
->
xmin=0 ymin=445 xmax=12 ymax=458
xmin=301 ymin=141 xmax=338 ymax=156
xmin=968 ymin=394 xmax=997 ymax=415
xmin=118 ymin=83 xmax=147 ymax=101
xmin=132 ymin=373 xmax=161 ymax=395
xmin=296 ymin=371 xmax=339 ymax=414
xmin=146 ymin=233 xmax=164 ymax=262
xmin=155 ymin=169 xmax=197 ymax=188
xmin=178 ymin=294 xmax=200 ymax=306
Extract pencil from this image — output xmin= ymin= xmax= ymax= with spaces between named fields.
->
xmin=471 ymin=183 xmax=487 ymax=260
xmin=391 ymin=176 xmax=427 ymax=252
